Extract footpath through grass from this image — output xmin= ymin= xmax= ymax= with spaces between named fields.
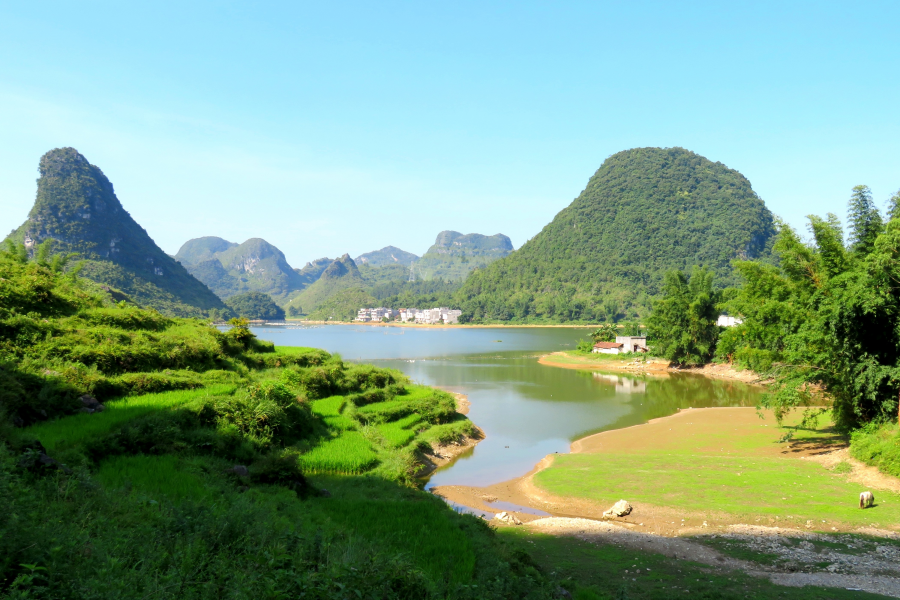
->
xmin=535 ymin=408 xmax=900 ymax=531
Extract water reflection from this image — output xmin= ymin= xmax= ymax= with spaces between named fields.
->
xmin=250 ymin=325 xmax=764 ymax=488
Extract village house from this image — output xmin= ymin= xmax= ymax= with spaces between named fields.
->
xmin=717 ymin=315 xmax=743 ymax=327
xmin=592 ymin=335 xmax=648 ymax=355
xmin=355 ymin=307 xmax=398 ymax=322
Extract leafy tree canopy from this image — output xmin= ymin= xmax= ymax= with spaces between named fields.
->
xmin=225 ymin=292 xmax=286 ymax=320
xmin=646 ymin=268 xmax=719 ymax=366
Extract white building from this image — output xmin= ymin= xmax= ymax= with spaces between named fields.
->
xmin=717 ymin=315 xmax=743 ymax=327
xmin=592 ymin=341 xmax=624 ymax=354
xmin=615 ymin=335 xmax=648 ymax=353
xmin=443 ymin=309 xmax=462 ymax=324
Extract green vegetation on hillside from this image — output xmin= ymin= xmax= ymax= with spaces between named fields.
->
xmin=456 ymin=147 xmax=775 ymax=323
xmin=414 ymin=231 xmax=513 ymax=282
xmin=224 ymin=291 xmax=286 ymax=320
xmin=0 ymin=244 xmax=562 ymax=599
xmin=355 ymin=245 xmax=419 ymax=267
xmin=646 ymin=268 xmax=719 ymax=365
xmin=5 ymin=148 xmax=227 ymax=318
xmin=177 ymin=237 xmax=306 ymax=303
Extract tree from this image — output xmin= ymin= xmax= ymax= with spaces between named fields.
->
xmin=646 ymin=268 xmax=719 ymax=366
xmin=887 ymin=189 xmax=900 ymax=222
xmin=589 ymin=323 xmax=617 ymax=343
xmin=847 ymin=185 xmax=884 ymax=255
xmin=224 ymin=292 xmax=285 ymax=320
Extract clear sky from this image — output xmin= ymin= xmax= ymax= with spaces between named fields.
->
xmin=1 ymin=1 xmax=898 ymax=267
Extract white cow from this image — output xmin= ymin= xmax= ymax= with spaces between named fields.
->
xmin=859 ymin=491 xmax=875 ymax=509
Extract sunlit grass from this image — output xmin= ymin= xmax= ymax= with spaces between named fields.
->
xmin=29 ymin=384 xmax=237 ymax=451
xmin=298 ymin=431 xmax=378 ymax=474
xmin=312 ymin=395 xmax=356 ymax=430
xmin=376 ymin=414 xmax=421 ymax=448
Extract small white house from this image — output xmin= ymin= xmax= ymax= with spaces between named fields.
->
xmin=615 ymin=336 xmax=648 ymax=353
xmin=592 ymin=341 xmax=625 ymax=354
xmin=717 ymin=315 xmax=743 ymax=327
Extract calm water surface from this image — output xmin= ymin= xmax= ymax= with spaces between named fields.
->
xmin=251 ymin=324 xmax=764 ymax=488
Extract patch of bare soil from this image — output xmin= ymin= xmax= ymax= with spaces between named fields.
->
xmin=803 ymin=447 xmax=900 ymax=495
xmin=525 ymin=517 xmax=900 ymax=598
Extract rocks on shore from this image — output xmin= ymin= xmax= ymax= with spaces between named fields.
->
xmin=603 ymin=500 xmax=633 ymax=518
xmin=493 ymin=511 xmax=522 ymax=525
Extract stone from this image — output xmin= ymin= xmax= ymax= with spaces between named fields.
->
xmin=603 ymin=500 xmax=633 ymax=518
xmin=227 ymin=465 xmax=250 ymax=477
xmin=320 ymin=488 xmax=332 ymax=498
xmin=493 ymin=511 xmax=522 ymax=525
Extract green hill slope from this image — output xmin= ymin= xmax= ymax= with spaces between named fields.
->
xmin=176 ymin=237 xmax=306 ymax=303
xmin=6 ymin=148 xmax=228 ymax=318
xmin=286 ymin=254 xmax=364 ymax=315
xmin=456 ymin=147 xmax=775 ymax=322
xmin=413 ymin=231 xmax=513 ymax=281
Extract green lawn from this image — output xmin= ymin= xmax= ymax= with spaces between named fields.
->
xmin=534 ymin=410 xmax=900 ymax=530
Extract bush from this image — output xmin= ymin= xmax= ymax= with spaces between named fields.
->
xmin=850 ymin=422 xmax=900 ymax=478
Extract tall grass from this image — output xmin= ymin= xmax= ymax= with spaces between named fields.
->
xmin=312 ymin=394 xmax=356 ymax=430
xmin=298 ymin=431 xmax=378 ymax=474
xmin=95 ymin=454 xmax=211 ymax=501
xmin=318 ymin=498 xmax=475 ymax=585
xmin=851 ymin=422 xmax=900 ymax=478
xmin=376 ymin=414 xmax=421 ymax=448
xmin=28 ymin=384 xmax=237 ymax=451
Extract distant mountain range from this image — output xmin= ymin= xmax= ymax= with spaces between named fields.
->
xmin=6 ymin=146 xmax=776 ymax=324
xmin=5 ymin=148 xmax=228 ymax=318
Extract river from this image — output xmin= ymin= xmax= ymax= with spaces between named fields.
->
xmin=251 ymin=324 xmax=763 ymax=489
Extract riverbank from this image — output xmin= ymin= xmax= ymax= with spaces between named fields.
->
xmin=287 ymin=320 xmax=596 ymax=328
xmin=538 ymin=350 xmax=768 ymax=384
xmin=433 ymin=407 xmax=900 ymax=534
xmin=434 ymin=407 xmax=900 ymax=595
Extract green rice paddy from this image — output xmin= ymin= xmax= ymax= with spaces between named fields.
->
xmin=28 ymin=384 xmax=237 ymax=451
xmin=376 ymin=414 xmax=422 ymax=448
xmin=96 ymin=454 xmax=212 ymax=502
xmin=298 ymin=431 xmax=379 ymax=474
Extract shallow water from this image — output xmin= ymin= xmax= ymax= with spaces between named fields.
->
xmin=251 ymin=324 xmax=764 ymax=488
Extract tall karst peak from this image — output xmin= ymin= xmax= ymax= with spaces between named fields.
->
xmin=413 ymin=231 xmax=513 ymax=281
xmin=7 ymin=148 xmax=227 ymax=317
xmin=457 ymin=146 xmax=776 ymax=322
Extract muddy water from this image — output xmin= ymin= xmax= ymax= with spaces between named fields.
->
xmin=251 ymin=324 xmax=765 ymax=488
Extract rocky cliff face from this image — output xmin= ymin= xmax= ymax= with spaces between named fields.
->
xmin=7 ymin=148 xmax=228 ymax=317
xmin=175 ymin=237 xmax=306 ymax=303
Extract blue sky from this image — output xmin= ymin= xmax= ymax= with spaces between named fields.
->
xmin=1 ymin=1 xmax=898 ymax=267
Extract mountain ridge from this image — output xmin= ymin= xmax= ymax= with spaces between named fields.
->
xmin=6 ymin=148 xmax=228 ymax=317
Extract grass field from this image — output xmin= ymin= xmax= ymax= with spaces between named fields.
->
xmin=27 ymin=384 xmax=237 ymax=451
xmin=534 ymin=408 xmax=900 ymax=530
xmin=376 ymin=414 xmax=422 ymax=448
xmin=95 ymin=454 xmax=213 ymax=502
xmin=298 ymin=430 xmax=379 ymax=474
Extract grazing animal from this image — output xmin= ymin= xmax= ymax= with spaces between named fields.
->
xmin=859 ymin=491 xmax=875 ymax=509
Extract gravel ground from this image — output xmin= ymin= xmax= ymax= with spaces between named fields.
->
xmin=526 ymin=516 xmax=900 ymax=597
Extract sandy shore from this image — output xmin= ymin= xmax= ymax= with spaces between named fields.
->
xmin=538 ymin=351 xmax=769 ymax=384
xmin=432 ymin=406 xmax=899 ymax=535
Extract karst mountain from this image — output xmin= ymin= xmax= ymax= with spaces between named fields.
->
xmin=5 ymin=148 xmax=228 ymax=317
xmin=456 ymin=147 xmax=776 ymax=322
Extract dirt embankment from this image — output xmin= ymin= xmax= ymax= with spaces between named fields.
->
xmin=415 ymin=391 xmax=483 ymax=478
xmin=538 ymin=351 xmax=769 ymax=384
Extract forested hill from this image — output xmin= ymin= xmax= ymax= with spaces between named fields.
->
xmin=456 ymin=147 xmax=776 ymax=322
xmin=413 ymin=231 xmax=513 ymax=281
xmin=5 ymin=148 xmax=228 ymax=318
xmin=176 ymin=236 xmax=305 ymax=303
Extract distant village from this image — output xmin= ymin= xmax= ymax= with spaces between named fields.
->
xmin=356 ymin=307 xmax=463 ymax=324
